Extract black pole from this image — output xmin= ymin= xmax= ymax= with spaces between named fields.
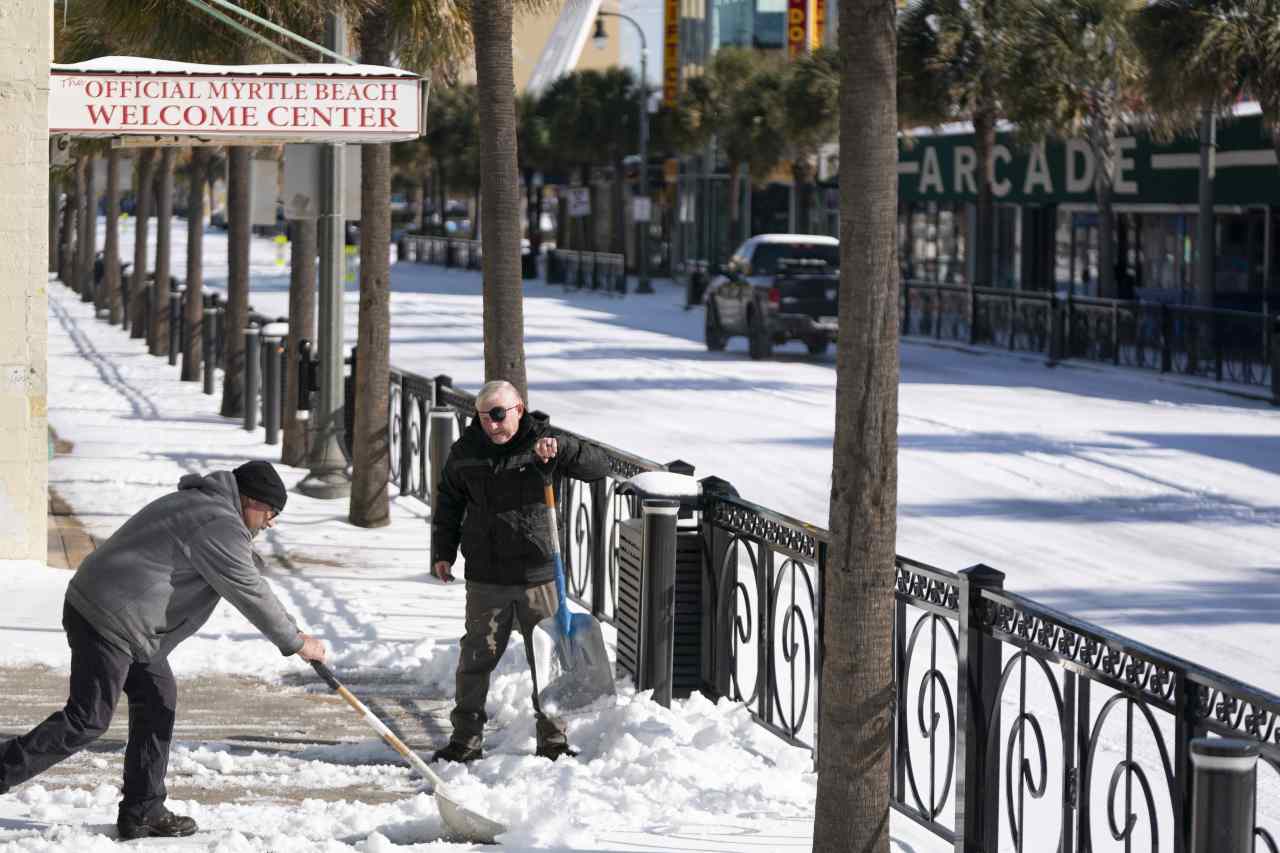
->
xmin=243 ymin=327 xmax=261 ymax=432
xmin=262 ymin=324 xmax=286 ymax=445
xmin=1190 ymin=738 xmax=1258 ymax=853
xmin=168 ymin=286 xmax=184 ymax=367
xmin=202 ymin=305 xmax=217 ymax=395
xmin=641 ymin=498 xmax=679 ymax=708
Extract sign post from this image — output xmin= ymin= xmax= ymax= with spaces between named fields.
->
xmin=298 ymin=11 xmax=351 ymax=499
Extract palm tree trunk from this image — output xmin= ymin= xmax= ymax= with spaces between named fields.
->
xmin=472 ymin=0 xmax=528 ymax=399
xmin=283 ymin=216 xmax=317 ymax=467
xmin=1088 ymin=101 xmax=1119 ymax=299
xmin=813 ymin=1 xmax=898 ymax=850
xmin=221 ymin=146 xmax=251 ymax=418
xmin=131 ymin=148 xmax=156 ymax=339
xmin=103 ymin=149 xmax=122 ymax=323
xmin=152 ymin=148 xmax=175 ymax=355
xmin=973 ymin=104 xmax=996 ymax=287
xmin=182 ymin=147 xmax=207 ymax=382
xmin=60 ymin=170 xmax=77 ymax=285
xmin=350 ymin=4 xmax=393 ymax=528
xmin=80 ymin=155 xmax=96 ymax=302
xmin=49 ymin=171 xmax=61 ymax=274
xmin=728 ymin=160 xmax=743 ymax=248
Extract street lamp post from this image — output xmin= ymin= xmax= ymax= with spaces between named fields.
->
xmin=594 ymin=12 xmax=652 ymax=294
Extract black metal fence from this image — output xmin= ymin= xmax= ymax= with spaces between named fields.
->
xmin=358 ymin=363 xmax=1279 ymax=852
xmin=903 ymin=282 xmax=1280 ymax=399
xmin=57 ymin=263 xmax=1279 ymax=847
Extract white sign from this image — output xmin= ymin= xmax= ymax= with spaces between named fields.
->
xmin=282 ymin=143 xmax=362 ymax=220
xmin=50 ymin=66 xmax=423 ymax=142
xmin=526 ymin=0 xmax=603 ymax=94
xmin=632 ymin=195 xmax=652 ymax=223
xmin=567 ymin=186 xmax=591 ymax=218
xmin=250 ymin=158 xmax=278 ymax=226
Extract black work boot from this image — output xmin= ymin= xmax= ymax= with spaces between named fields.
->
xmin=535 ymin=742 xmax=578 ymax=761
xmin=117 ymin=806 xmax=198 ymax=840
xmin=430 ymin=741 xmax=482 ymax=764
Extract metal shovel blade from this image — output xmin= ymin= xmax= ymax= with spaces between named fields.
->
xmin=436 ymin=791 xmax=507 ymax=845
xmin=532 ymin=611 xmax=617 ymax=716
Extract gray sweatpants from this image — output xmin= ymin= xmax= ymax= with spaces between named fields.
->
xmin=448 ymin=579 xmax=567 ymax=751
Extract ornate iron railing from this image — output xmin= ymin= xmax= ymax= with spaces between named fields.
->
xmin=350 ymin=365 xmax=1279 ymax=852
xmin=901 ymin=281 xmax=1278 ymax=397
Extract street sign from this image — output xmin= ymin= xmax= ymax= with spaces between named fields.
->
xmin=250 ymin=158 xmax=278 ymax=227
xmin=283 ymin=143 xmax=362 ymax=220
xmin=632 ymin=195 xmax=652 ymax=223
xmin=50 ymin=59 xmax=423 ymax=143
xmin=568 ymin=186 xmax=591 ymax=218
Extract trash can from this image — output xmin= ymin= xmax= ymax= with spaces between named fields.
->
xmin=614 ymin=471 xmax=703 ymax=702
xmin=686 ymin=261 xmax=710 ymax=308
xmin=521 ymin=249 xmax=538 ymax=280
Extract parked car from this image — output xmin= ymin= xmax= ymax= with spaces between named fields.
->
xmin=703 ymin=234 xmax=840 ymax=359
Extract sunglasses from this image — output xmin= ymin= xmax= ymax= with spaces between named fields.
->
xmin=478 ymin=403 xmax=521 ymax=423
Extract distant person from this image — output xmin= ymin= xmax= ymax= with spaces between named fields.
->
xmin=430 ymin=380 xmax=608 ymax=764
xmin=0 ymin=462 xmax=326 ymax=840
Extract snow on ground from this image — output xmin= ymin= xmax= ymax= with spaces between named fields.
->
xmin=13 ymin=216 xmax=1277 ymax=850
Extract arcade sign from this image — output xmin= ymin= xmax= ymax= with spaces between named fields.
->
xmin=50 ymin=59 xmax=424 ymax=143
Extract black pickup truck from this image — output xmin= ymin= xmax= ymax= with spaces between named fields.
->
xmin=704 ymin=258 xmax=839 ymax=359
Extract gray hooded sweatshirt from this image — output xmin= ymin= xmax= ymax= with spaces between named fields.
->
xmin=65 ymin=471 xmax=304 ymax=662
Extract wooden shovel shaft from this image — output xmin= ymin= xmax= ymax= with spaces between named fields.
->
xmin=312 ymin=662 xmax=445 ymax=789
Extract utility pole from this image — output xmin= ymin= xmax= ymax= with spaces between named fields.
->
xmin=298 ymin=11 xmax=351 ymax=499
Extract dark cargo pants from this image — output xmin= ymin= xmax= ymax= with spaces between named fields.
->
xmin=448 ymin=580 xmax=567 ymax=751
xmin=0 ymin=601 xmax=176 ymax=822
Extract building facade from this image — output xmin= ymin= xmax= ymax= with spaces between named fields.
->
xmin=0 ymin=0 xmax=51 ymax=562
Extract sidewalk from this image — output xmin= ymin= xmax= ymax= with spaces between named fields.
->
xmin=3 ymin=278 xmax=949 ymax=852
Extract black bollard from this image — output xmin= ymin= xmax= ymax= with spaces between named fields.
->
xmin=202 ymin=305 xmax=217 ymax=395
xmin=641 ymin=498 xmax=680 ymax=708
xmin=243 ymin=327 xmax=260 ymax=432
xmin=261 ymin=322 xmax=287 ymax=445
xmin=1190 ymin=738 xmax=1259 ymax=853
xmin=168 ymin=286 xmax=184 ymax=367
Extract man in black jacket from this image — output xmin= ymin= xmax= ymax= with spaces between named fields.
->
xmin=430 ymin=380 xmax=609 ymax=763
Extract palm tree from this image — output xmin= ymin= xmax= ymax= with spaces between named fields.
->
xmin=182 ymin=147 xmax=209 ymax=382
xmin=282 ymin=215 xmax=316 ymax=468
xmin=783 ymin=47 xmax=840 ymax=234
xmin=899 ymin=0 xmax=1003 ymax=286
xmin=349 ymin=3 xmax=395 ymax=528
xmin=470 ymin=0 xmax=528 ymax=399
xmin=678 ymin=48 xmax=788 ymax=248
xmin=78 ymin=152 xmax=95 ymax=302
xmin=813 ymin=0 xmax=899 ymax=850
xmin=221 ymin=145 xmax=253 ymax=416
xmin=151 ymin=148 xmax=176 ymax=356
xmin=996 ymin=0 xmax=1145 ymax=297
xmin=102 ymin=150 xmax=122 ymax=320
xmin=130 ymin=148 xmax=156 ymax=339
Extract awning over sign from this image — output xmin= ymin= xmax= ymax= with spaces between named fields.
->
xmin=50 ymin=56 xmax=425 ymax=143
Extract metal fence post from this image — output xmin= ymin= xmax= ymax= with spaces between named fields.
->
xmin=641 ymin=498 xmax=680 ymax=708
xmin=589 ymin=478 xmax=610 ymax=618
xmin=261 ymin=322 xmax=287 ymax=446
xmin=1112 ymin=300 xmax=1121 ymax=365
xmin=428 ymin=406 xmax=456 ymax=554
xmin=1047 ymin=295 xmax=1063 ymax=366
xmin=1190 ymin=738 xmax=1258 ymax=853
xmin=1161 ymin=303 xmax=1173 ymax=373
xmin=202 ymin=304 xmax=217 ymax=395
xmin=967 ymin=285 xmax=978 ymax=345
xmin=168 ymin=286 xmax=184 ymax=367
xmin=243 ymin=326 xmax=261 ymax=432
xmin=954 ymin=563 xmax=1005 ymax=853
xmin=1271 ymin=315 xmax=1279 ymax=405
xmin=1214 ymin=312 xmax=1224 ymax=381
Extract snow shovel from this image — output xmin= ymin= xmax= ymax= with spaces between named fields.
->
xmin=310 ymin=661 xmax=506 ymax=844
xmin=530 ymin=468 xmax=617 ymax=716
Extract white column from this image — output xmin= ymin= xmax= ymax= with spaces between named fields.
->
xmin=0 ymin=0 xmax=51 ymax=562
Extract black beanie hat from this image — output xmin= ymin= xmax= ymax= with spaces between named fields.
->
xmin=233 ymin=461 xmax=288 ymax=513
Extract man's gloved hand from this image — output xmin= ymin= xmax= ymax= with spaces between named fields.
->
xmin=433 ymin=560 xmax=455 ymax=583
xmin=296 ymin=633 xmax=327 ymax=662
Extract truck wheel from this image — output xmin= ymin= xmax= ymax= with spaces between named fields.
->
xmin=748 ymin=311 xmax=773 ymax=360
xmin=705 ymin=302 xmax=728 ymax=351
xmin=806 ymin=338 xmax=829 ymax=356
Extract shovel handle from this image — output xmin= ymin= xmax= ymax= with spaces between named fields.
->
xmin=309 ymin=661 xmax=448 ymax=791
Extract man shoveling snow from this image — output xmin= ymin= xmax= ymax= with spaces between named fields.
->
xmin=0 ymin=461 xmax=327 ymax=839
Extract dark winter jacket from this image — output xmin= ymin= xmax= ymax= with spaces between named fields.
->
xmin=65 ymin=471 xmax=304 ymax=663
xmin=431 ymin=410 xmax=610 ymax=587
